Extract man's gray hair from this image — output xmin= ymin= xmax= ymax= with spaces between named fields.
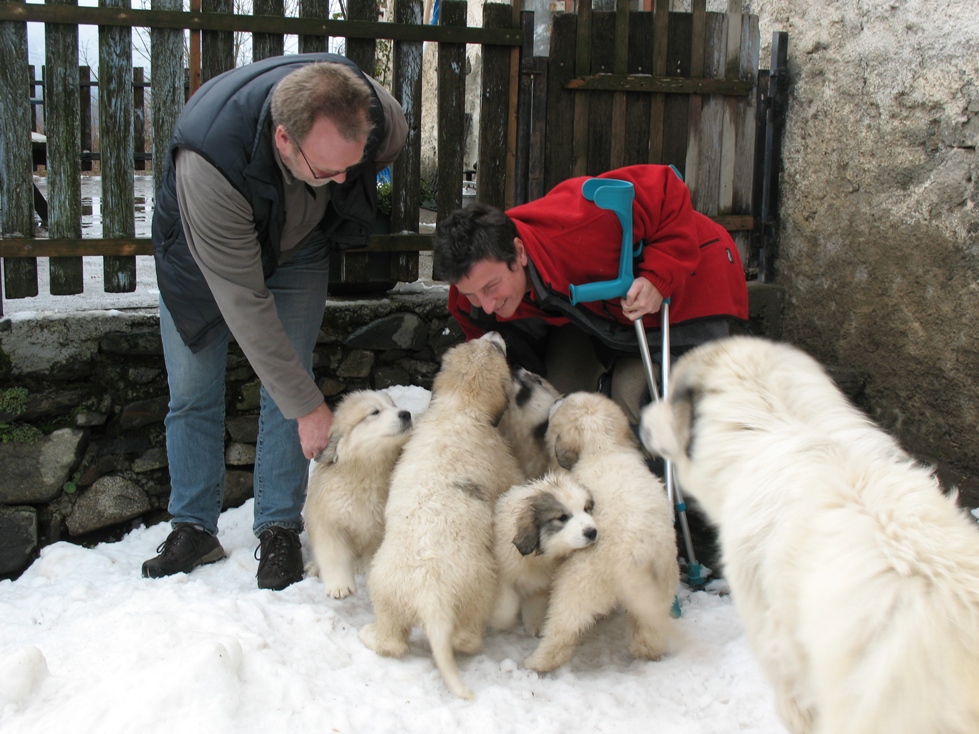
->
xmin=271 ymin=62 xmax=375 ymax=145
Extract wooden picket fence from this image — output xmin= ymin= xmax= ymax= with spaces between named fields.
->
xmin=0 ymin=0 xmax=788 ymax=315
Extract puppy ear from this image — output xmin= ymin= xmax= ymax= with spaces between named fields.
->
xmin=512 ymin=499 xmax=540 ymax=556
xmin=314 ymin=431 xmax=342 ymax=464
xmin=672 ymin=386 xmax=696 ymax=459
xmin=552 ymin=433 xmax=579 ymax=470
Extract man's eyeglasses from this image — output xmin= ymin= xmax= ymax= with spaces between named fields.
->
xmin=294 ymin=139 xmax=347 ymax=181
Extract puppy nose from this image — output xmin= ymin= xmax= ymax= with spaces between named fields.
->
xmin=584 ymin=527 xmax=597 ymax=541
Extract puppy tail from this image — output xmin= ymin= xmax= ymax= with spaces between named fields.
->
xmin=425 ymin=616 xmax=474 ymax=700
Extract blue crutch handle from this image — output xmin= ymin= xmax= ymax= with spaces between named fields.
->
xmin=569 ymin=178 xmax=636 ymax=305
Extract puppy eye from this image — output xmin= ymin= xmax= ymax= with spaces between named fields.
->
xmin=585 ymin=501 xmax=594 ymax=514
xmin=370 ymin=409 xmax=380 ymax=416
xmin=558 ymin=514 xmax=570 ymax=523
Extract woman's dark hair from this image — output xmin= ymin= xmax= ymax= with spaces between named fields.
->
xmin=433 ymin=202 xmax=519 ymax=283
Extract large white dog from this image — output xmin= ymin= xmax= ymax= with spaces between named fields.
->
xmin=303 ymin=390 xmax=412 ymax=599
xmin=359 ymin=332 xmax=523 ymax=699
xmin=523 ymin=392 xmax=679 ymax=673
xmin=639 ymin=335 xmax=979 ymax=734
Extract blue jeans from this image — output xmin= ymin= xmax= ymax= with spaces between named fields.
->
xmin=159 ymin=236 xmax=331 ymax=537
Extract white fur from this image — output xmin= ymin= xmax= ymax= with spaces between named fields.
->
xmin=303 ymin=390 xmax=412 ymax=599
xmin=639 ymin=335 xmax=979 ymax=734
xmin=359 ymin=332 xmax=524 ymax=699
xmin=491 ymin=471 xmax=598 ymax=635
xmin=498 ymin=367 xmax=561 ymax=481
xmin=521 ymin=392 xmax=679 ymax=672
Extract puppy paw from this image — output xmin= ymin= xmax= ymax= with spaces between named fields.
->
xmin=524 ymin=645 xmax=570 ymax=673
xmin=303 ymin=560 xmax=319 ymax=577
xmin=325 ymin=583 xmax=356 ymax=599
xmin=358 ymin=623 xmax=408 ymax=658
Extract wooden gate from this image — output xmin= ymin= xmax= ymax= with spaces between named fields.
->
xmin=0 ymin=0 xmax=788 ymax=315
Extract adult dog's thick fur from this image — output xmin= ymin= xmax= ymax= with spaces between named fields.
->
xmin=359 ymin=332 xmax=524 ymax=699
xmin=523 ymin=392 xmax=679 ymax=673
xmin=303 ymin=390 xmax=412 ymax=599
xmin=498 ymin=367 xmax=561 ymax=480
xmin=638 ymin=336 xmax=979 ymax=734
xmin=491 ymin=471 xmax=597 ymax=635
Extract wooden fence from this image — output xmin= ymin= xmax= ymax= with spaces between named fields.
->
xmin=0 ymin=0 xmax=788 ymax=315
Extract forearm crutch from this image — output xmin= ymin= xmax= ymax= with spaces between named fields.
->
xmin=569 ymin=177 xmax=706 ymax=591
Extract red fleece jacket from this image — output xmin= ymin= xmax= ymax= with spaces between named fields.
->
xmin=448 ymin=164 xmax=749 ymax=341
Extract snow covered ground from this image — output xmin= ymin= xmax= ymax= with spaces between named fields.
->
xmin=0 ymin=385 xmax=787 ymax=734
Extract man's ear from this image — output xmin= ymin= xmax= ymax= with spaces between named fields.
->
xmin=513 ymin=237 xmax=528 ymax=268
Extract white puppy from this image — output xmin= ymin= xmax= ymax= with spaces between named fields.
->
xmin=498 ymin=367 xmax=562 ymax=480
xmin=522 ymin=392 xmax=679 ymax=673
xmin=491 ymin=471 xmax=598 ymax=635
xmin=639 ymin=336 xmax=979 ymax=734
xmin=359 ymin=332 xmax=523 ymax=700
xmin=303 ymin=390 xmax=412 ymax=599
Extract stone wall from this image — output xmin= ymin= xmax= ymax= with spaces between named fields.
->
xmin=0 ymin=288 xmax=463 ymax=578
xmin=0 ymin=283 xmax=789 ymax=579
xmin=745 ymin=0 xmax=979 ymax=476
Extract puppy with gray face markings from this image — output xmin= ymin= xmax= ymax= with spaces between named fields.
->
xmin=491 ymin=471 xmax=598 ymax=636
xmin=523 ymin=391 xmax=679 ymax=673
xmin=639 ymin=336 xmax=979 ymax=734
xmin=359 ymin=332 xmax=524 ymax=700
xmin=303 ymin=390 xmax=412 ymax=600
xmin=498 ymin=367 xmax=562 ymax=481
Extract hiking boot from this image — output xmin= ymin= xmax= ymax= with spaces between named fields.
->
xmin=255 ymin=527 xmax=304 ymax=591
xmin=142 ymin=524 xmax=225 ymax=578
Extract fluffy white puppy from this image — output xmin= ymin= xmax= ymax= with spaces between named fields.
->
xmin=639 ymin=335 xmax=979 ymax=734
xmin=303 ymin=390 xmax=412 ymax=599
xmin=522 ymin=392 xmax=679 ymax=673
xmin=359 ymin=332 xmax=523 ymax=700
xmin=498 ymin=367 xmax=562 ymax=480
xmin=491 ymin=471 xmax=598 ymax=635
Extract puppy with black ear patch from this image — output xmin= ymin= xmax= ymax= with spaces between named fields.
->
xmin=498 ymin=367 xmax=562 ymax=481
xmin=491 ymin=471 xmax=598 ymax=636
xmin=359 ymin=332 xmax=524 ymax=700
xmin=303 ymin=390 xmax=412 ymax=599
xmin=525 ymin=391 xmax=679 ymax=673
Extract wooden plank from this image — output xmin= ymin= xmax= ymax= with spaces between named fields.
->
xmin=252 ymin=0 xmax=284 ymax=61
xmin=385 ymin=0 xmax=422 ymax=284
xmin=586 ymin=11 xmax=614 ymax=175
xmin=79 ymin=65 xmax=93 ymax=170
xmin=477 ymin=3 xmax=513 ymax=208
xmin=718 ymin=0 xmax=742 ymax=213
xmin=624 ymin=10 xmax=652 ymax=165
xmin=608 ymin=0 xmax=629 ymax=169
xmin=151 ymin=0 xmax=184 ymax=196
xmin=544 ymin=11 xmax=575 ymax=191
xmin=571 ymin=0 xmax=591 ymax=176
xmin=731 ymin=13 xmax=759 ymax=266
xmin=45 ymin=0 xmax=83 ymax=295
xmin=648 ymin=0 xmax=669 ymax=164
xmin=513 ymin=10 xmax=535 ymax=206
xmin=0 ymin=233 xmax=438 ymax=258
xmin=435 ymin=0 xmax=466 ymax=217
xmin=694 ymin=12 xmax=725 ymax=216
xmin=683 ymin=0 xmax=705 ymax=207
xmin=432 ymin=0 xmax=467 ymax=279
xmin=99 ymin=0 xmax=136 ymax=292
xmin=661 ymin=11 xmax=691 ymax=175
xmin=504 ymin=2 xmax=521 ymax=210
xmin=0 ymin=1 xmax=38 ymax=304
xmin=201 ymin=0 xmax=233 ymax=84
xmin=189 ymin=0 xmax=201 ymax=95
xmin=133 ymin=66 xmax=146 ymax=171
xmin=298 ymin=0 xmax=328 ymax=54
xmin=345 ymin=0 xmax=377 ymax=74
xmin=0 ymin=3 xmax=525 ymax=46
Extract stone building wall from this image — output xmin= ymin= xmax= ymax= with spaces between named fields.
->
xmin=745 ymin=0 xmax=979 ymax=476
